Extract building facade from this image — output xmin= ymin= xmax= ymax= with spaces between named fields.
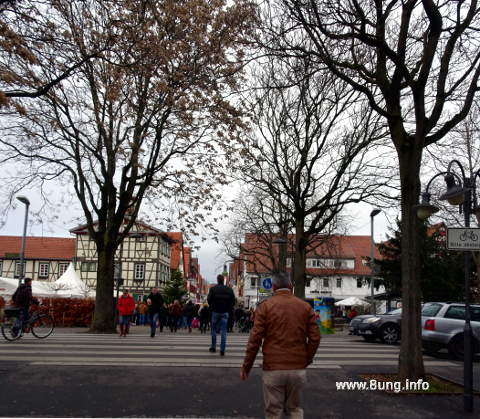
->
xmin=0 ymin=236 xmax=75 ymax=281
xmin=70 ymin=220 xmax=173 ymax=298
xmin=231 ymin=233 xmax=385 ymax=310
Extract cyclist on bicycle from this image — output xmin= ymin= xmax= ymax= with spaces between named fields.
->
xmin=11 ymin=277 xmax=38 ymax=333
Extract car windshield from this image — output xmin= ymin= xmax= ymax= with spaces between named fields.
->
xmin=385 ymin=308 xmax=402 ymax=315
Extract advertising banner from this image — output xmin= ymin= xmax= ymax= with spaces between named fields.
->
xmin=314 ymin=297 xmax=335 ymax=334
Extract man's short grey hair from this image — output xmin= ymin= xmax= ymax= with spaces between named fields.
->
xmin=272 ymin=272 xmax=291 ymax=289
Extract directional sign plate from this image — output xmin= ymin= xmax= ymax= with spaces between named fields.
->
xmin=447 ymin=228 xmax=480 ymax=250
xmin=262 ymin=278 xmax=272 ymax=290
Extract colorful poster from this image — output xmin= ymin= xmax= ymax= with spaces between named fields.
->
xmin=314 ymin=297 xmax=335 ymax=334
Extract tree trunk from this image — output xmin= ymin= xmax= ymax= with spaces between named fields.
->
xmin=293 ymin=218 xmax=307 ymax=298
xmin=398 ymin=143 xmax=425 ymax=380
xmin=91 ymin=242 xmax=117 ymax=333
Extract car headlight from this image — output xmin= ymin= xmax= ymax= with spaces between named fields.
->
xmin=363 ymin=317 xmax=381 ymax=323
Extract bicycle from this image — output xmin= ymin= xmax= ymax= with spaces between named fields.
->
xmin=1 ymin=305 xmax=54 ymax=341
xmin=459 ymin=230 xmax=478 ymax=242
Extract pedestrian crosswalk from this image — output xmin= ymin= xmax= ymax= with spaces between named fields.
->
xmin=0 ymin=329 xmax=458 ymax=368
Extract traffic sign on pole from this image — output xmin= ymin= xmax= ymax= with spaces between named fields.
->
xmin=447 ymin=228 xmax=480 ymax=250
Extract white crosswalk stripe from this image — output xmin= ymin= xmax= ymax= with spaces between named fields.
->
xmin=0 ymin=330 xmax=458 ymax=368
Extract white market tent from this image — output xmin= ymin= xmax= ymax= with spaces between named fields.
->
xmin=54 ymin=263 xmax=95 ymax=298
xmin=0 ymin=263 xmax=94 ymax=299
xmin=335 ymin=296 xmax=371 ymax=307
xmin=0 ymin=276 xmax=58 ymax=298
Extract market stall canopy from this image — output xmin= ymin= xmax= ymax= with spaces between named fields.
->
xmin=54 ymin=263 xmax=95 ymax=298
xmin=0 ymin=277 xmax=58 ymax=298
xmin=334 ymin=296 xmax=371 ymax=307
xmin=0 ymin=263 xmax=94 ymax=299
xmin=0 ymin=277 xmax=17 ymax=297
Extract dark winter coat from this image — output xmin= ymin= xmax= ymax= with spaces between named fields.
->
xmin=182 ymin=302 xmax=195 ymax=319
xmin=207 ymin=284 xmax=235 ymax=314
xmin=147 ymin=292 xmax=165 ymax=314
xmin=12 ymin=283 xmax=38 ymax=308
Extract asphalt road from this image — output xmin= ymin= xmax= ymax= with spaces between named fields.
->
xmin=0 ymin=328 xmax=478 ymax=418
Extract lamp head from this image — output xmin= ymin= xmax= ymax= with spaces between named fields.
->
xmin=414 ymin=192 xmax=439 ymax=220
xmin=439 ymin=173 xmax=468 ymax=205
xmin=16 ymin=196 xmax=30 ymax=206
xmin=370 ymin=209 xmax=381 ymax=218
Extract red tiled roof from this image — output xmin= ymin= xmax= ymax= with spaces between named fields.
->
xmin=0 ymin=236 xmax=75 ymax=260
xmin=239 ymin=234 xmax=380 ymax=277
xmin=165 ymin=232 xmax=183 ymax=271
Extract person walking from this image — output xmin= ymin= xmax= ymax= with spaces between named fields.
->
xmin=240 ymin=272 xmax=321 ymax=419
xmin=159 ymin=303 xmax=168 ymax=332
xmin=182 ymin=300 xmax=195 ymax=333
xmin=207 ymin=274 xmax=235 ymax=356
xmin=169 ymin=300 xmax=182 ymax=333
xmin=146 ymin=288 xmax=165 ymax=338
xmin=137 ymin=300 xmax=148 ymax=326
xmin=198 ymin=303 xmax=210 ymax=334
xmin=117 ymin=289 xmax=136 ymax=337
xmin=234 ymin=305 xmax=244 ymax=329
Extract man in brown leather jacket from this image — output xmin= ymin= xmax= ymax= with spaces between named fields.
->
xmin=240 ymin=272 xmax=320 ymax=419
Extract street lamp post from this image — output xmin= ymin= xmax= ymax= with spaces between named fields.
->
xmin=370 ymin=209 xmax=381 ymax=314
xmin=16 ymin=196 xmax=30 ymax=287
xmin=415 ymin=160 xmax=474 ymax=413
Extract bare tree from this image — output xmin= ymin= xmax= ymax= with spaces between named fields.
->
xmin=265 ymin=0 xmax=480 ymax=380
xmin=222 ymin=186 xmax=294 ymax=274
xmin=0 ymin=0 xmax=257 ymax=332
xmin=236 ymin=55 xmax=391 ymax=298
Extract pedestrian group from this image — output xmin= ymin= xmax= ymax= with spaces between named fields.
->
xmin=113 ymin=272 xmax=321 ymax=418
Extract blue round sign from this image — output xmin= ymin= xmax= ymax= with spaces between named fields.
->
xmin=262 ymin=278 xmax=272 ymax=290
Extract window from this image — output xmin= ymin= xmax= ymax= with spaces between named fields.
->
xmin=250 ymin=277 xmax=257 ymax=288
xmin=421 ymin=303 xmax=443 ymax=317
xmin=286 ymin=258 xmax=292 ymax=268
xmin=134 ymin=263 xmax=145 ymax=280
xmin=15 ymin=262 xmax=26 ymax=277
xmin=114 ymin=262 xmax=122 ymax=278
xmin=472 ymin=307 xmax=480 ymax=322
xmin=305 ymin=278 xmax=311 ymax=287
xmin=38 ymin=263 xmax=49 ymax=278
xmin=336 ymin=278 xmax=342 ymax=288
xmin=444 ymin=306 xmax=465 ymax=320
xmin=356 ymin=278 xmax=363 ymax=288
xmin=136 ymin=234 xmax=146 ymax=242
xmin=58 ymin=263 xmax=69 ymax=276
xmin=442 ymin=305 xmax=480 ymax=321
xmin=323 ymin=278 xmax=329 ymax=288
xmin=0 ymin=260 xmax=2 ymax=276
xmin=81 ymin=262 xmax=97 ymax=272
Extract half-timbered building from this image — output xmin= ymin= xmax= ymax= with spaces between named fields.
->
xmin=0 ymin=236 xmax=75 ymax=281
xmin=70 ymin=219 xmax=174 ymax=300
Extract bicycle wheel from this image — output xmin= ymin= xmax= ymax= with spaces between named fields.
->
xmin=1 ymin=317 xmax=23 ymax=341
xmin=31 ymin=314 xmax=54 ymax=339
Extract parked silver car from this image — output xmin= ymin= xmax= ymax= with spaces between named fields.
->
xmin=421 ymin=302 xmax=480 ymax=359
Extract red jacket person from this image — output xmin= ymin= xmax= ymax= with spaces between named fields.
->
xmin=116 ymin=290 xmax=136 ymax=337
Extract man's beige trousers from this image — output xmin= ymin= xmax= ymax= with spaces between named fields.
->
xmin=262 ymin=369 xmax=307 ymax=419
